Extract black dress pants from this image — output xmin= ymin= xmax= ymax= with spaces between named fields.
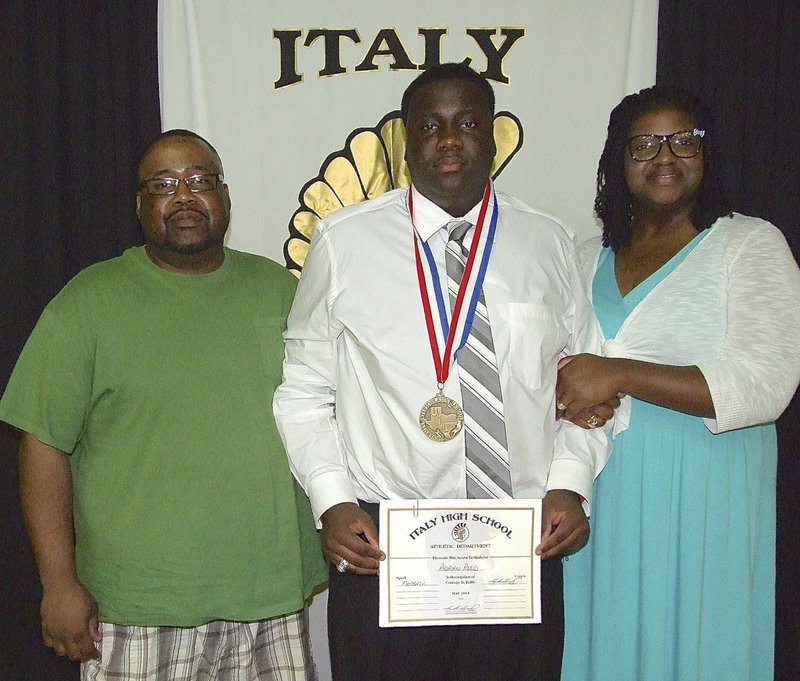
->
xmin=327 ymin=500 xmax=564 ymax=681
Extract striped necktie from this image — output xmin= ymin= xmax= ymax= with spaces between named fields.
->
xmin=445 ymin=220 xmax=513 ymax=498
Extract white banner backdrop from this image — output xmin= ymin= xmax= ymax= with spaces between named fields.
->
xmin=159 ymin=0 xmax=657 ymax=266
xmin=159 ymin=2 xmax=656 ymax=677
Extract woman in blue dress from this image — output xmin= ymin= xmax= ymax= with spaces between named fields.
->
xmin=558 ymin=86 xmax=800 ymax=681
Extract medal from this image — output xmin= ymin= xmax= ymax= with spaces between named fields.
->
xmin=419 ymin=391 xmax=464 ymax=442
xmin=411 ymin=182 xmax=498 ymax=442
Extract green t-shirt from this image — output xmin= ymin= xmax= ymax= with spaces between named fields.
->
xmin=0 ymin=247 xmax=326 ymax=626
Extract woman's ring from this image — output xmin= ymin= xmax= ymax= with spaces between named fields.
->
xmin=556 ymin=401 xmax=567 ymax=411
xmin=336 ymin=558 xmax=349 ymax=573
xmin=586 ymin=414 xmax=601 ymax=428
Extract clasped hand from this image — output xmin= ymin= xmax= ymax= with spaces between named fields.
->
xmin=321 ymin=502 xmax=385 ymax=575
xmin=41 ymin=577 xmax=101 ymax=661
xmin=556 ymin=353 xmax=623 ymax=424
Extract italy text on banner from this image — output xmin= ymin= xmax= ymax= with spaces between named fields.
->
xmin=158 ymin=1 xmax=657 ymax=266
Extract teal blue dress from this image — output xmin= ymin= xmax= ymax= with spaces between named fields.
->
xmin=562 ymin=235 xmax=776 ymax=681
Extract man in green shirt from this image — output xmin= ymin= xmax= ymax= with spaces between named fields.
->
xmin=0 ymin=130 xmax=326 ymax=680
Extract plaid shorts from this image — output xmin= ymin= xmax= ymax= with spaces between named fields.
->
xmin=81 ymin=609 xmax=317 ymax=681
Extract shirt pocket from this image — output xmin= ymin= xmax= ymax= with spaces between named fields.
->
xmin=505 ymin=302 xmax=566 ymax=389
xmin=252 ymin=317 xmax=288 ymax=384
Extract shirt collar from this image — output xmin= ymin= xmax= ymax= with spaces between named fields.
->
xmin=409 ymin=184 xmax=488 ymax=242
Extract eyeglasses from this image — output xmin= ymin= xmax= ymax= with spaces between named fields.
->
xmin=626 ymin=129 xmax=705 ymax=162
xmin=139 ymin=173 xmax=223 ymax=196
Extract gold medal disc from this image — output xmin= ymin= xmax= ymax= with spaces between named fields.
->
xmin=419 ymin=394 xmax=464 ymax=442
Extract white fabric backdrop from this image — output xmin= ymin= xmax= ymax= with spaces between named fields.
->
xmin=158 ymin=2 xmax=657 ymax=677
xmin=160 ymin=1 xmax=657 ymax=262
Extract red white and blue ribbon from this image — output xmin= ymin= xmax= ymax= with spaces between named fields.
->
xmin=410 ymin=181 xmax=499 ymax=388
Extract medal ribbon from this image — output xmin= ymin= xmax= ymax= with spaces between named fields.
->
xmin=411 ymin=181 xmax=499 ymax=387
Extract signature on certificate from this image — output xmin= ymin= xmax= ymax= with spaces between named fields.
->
xmin=487 ymin=575 xmax=525 ymax=585
xmin=443 ymin=604 xmax=481 ymax=614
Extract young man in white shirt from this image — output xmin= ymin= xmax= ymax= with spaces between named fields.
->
xmin=274 ymin=63 xmax=610 ymax=681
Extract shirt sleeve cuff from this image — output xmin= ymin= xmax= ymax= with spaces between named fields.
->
xmin=697 ymin=361 xmax=747 ymax=433
xmin=545 ymin=459 xmax=595 ymax=515
xmin=307 ymin=471 xmax=359 ymax=528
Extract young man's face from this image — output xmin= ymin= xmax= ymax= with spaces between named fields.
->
xmin=404 ymin=79 xmax=496 ymax=217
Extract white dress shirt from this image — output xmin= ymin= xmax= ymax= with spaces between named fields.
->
xmin=578 ymin=212 xmax=800 ymax=434
xmin=274 ymin=184 xmax=610 ymax=521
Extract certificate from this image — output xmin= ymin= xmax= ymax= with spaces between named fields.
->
xmin=378 ymin=498 xmax=542 ymax=627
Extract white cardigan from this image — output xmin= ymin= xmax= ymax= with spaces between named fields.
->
xmin=578 ymin=213 xmax=800 ymax=434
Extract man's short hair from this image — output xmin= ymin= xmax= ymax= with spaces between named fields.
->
xmin=401 ymin=63 xmax=495 ymax=124
xmin=137 ymin=129 xmax=224 ymax=177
